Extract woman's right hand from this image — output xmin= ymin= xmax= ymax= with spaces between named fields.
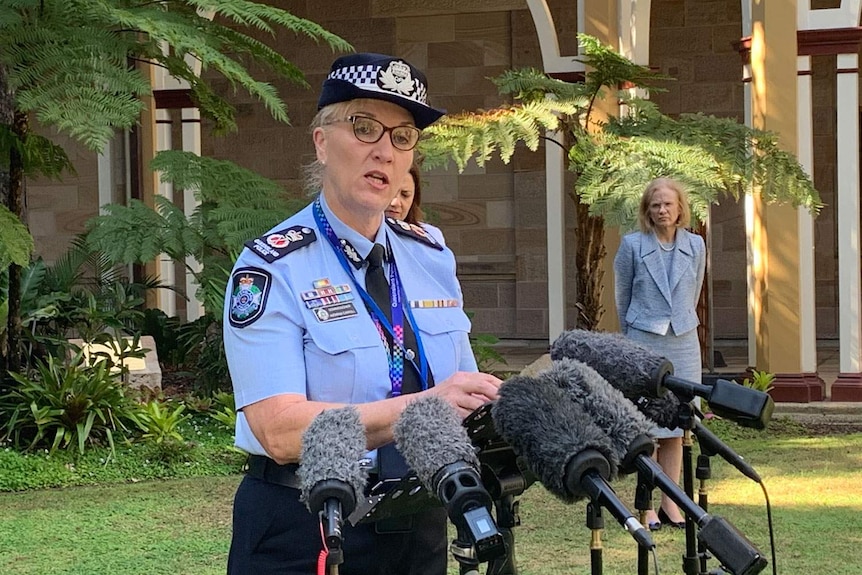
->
xmin=426 ymin=371 xmax=502 ymax=418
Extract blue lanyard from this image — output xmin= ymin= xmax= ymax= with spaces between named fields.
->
xmin=312 ymin=198 xmax=429 ymax=394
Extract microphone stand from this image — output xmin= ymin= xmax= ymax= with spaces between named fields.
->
xmin=487 ymin=494 xmax=520 ymax=575
xmin=672 ymin=400 xmax=702 ymax=575
xmin=450 ymin=535 xmax=481 ymax=575
xmin=635 ymin=472 xmax=654 ymax=575
xmin=696 ymin=452 xmax=712 ymax=575
xmin=587 ymin=501 xmax=604 ymax=575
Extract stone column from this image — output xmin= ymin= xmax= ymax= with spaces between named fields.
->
xmin=545 ymin=128 xmax=566 ymax=340
xmin=748 ymin=1 xmax=811 ymax=401
xmin=832 ymin=49 xmax=862 ymax=400
xmin=139 ymin=68 xmax=161 ymax=311
xmin=583 ymin=1 xmax=623 ymax=334
xmin=181 ymin=107 xmax=204 ymax=321
xmin=795 ymin=54 xmax=823 ymax=399
xmin=155 ymin=107 xmax=176 ymax=317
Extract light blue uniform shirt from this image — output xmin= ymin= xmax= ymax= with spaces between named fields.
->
xmin=223 ymin=194 xmax=477 ymax=456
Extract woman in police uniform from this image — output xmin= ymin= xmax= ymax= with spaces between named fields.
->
xmin=223 ymin=53 xmax=501 ymax=575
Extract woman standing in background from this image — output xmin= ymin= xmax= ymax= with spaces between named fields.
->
xmin=613 ymin=177 xmax=706 ymax=530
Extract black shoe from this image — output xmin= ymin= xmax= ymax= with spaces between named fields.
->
xmin=658 ymin=507 xmax=685 ymax=529
xmin=647 ymin=519 xmax=662 ymax=532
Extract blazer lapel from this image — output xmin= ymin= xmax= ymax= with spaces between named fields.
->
xmin=668 ymin=230 xmax=695 ymax=294
xmin=641 ymin=233 xmax=672 ymax=306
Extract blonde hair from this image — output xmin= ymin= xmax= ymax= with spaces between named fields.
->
xmin=637 ymin=177 xmax=691 ymax=233
xmin=302 ymin=100 xmax=364 ymax=194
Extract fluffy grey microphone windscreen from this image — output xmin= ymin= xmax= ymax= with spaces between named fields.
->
xmin=492 ymin=375 xmax=619 ymax=503
xmin=393 ymin=395 xmax=478 ymax=491
xmin=550 ymin=329 xmax=681 ymax=429
xmin=298 ymin=406 xmax=369 ymax=507
xmin=539 ymin=358 xmax=654 ymax=459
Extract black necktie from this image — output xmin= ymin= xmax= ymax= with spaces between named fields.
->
xmin=364 ymin=243 xmax=429 ymax=394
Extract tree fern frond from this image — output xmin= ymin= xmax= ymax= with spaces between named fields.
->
xmin=154 ymin=196 xmax=206 ymax=261
xmin=150 ymin=150 xmax=288 ymax=208
xmin=1 ymin=0 xmax=350 ymax=149
xmin=86 ymin=201 xmax=170 ymax=264
xmin=577 ymin=34 xmax=670 ymax=95
xmin=610 ymin=102 xmax=822 ymax=214
xmin=0 ymin=125 xmax=74 ymax=179
xmin=183 ymin=0 xmax=352 ymax=52
xmin=0 ymin=206 xmax=34 ymax=269
xmin=419 ymin=99 xmax=581 ymax=171
xmin=494 ymin=68 xmax=593 ymax=104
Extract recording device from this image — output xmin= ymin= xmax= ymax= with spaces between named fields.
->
xmin=298 ymin=406 xmax=370 ymax=555
xmin=492 ymin=375 xmax=655 ymax=550
xmin=394 ymin=396 xmax=505 ymax=564
xmin=551 ymin=329 xmax=774 ymax=429
xmin=541 ymin=362 xmax=767 ymax=575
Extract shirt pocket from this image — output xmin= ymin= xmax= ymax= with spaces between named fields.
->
xmin=413 ymin=307 xmax=472 ymax=380
xmin=303 ymin=316 xmax=390 ymax=403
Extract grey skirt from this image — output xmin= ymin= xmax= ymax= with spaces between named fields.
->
xmin=626 ymin=326 xmax=702 ymax=439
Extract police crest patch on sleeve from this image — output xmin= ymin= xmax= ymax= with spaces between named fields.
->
xmin=228 ymin=267 xmax=272 ymax=328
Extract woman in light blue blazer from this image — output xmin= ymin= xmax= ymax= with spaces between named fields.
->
xmin=613 ymin=177 xmax=706 ymax=531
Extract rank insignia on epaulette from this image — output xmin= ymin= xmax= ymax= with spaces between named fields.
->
xmin=385 ymin=217 xmax=443 ymax=250
xmin=228 ymin=267 xmax=271 ymax=328
xmin=245 ymin=226 xmax=316 ymax=263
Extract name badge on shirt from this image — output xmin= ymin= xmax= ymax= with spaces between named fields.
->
xmin=304 ymin=279 xmax=358 ymax=322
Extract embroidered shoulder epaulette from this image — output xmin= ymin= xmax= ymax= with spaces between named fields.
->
xmin=385 ymin=217 xmax=443 ymax=251
xmin=245 ymin=225 xmax=317 ymax=263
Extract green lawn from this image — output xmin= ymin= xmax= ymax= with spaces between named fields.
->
xmin=1 ymin=420 xmax=861 ymax=574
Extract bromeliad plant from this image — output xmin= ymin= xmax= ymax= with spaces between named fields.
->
xmin=132 ymin=400 xmax=191 ymax=446
xmin=0 ymin=350 xmax=136 ymax=455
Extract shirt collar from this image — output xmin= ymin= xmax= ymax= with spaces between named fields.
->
xmin=318 ymin=193 xmax=388 ymax=261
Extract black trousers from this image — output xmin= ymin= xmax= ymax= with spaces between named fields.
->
xmin=227 ymin=475 xmax=448 ymax=575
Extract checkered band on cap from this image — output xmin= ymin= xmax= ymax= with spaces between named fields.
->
xmin=327 ymin=61 xmax=429 ymax=106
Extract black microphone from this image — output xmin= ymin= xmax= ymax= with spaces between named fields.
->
xmin=544 ymin=357 xmax=764 ymax=483
xmin=298 ymin=406 xmax=369 ymax=553
xmin=492 ymin=375 xmax=655 ymax=550
xmin=545 ymin=363 xmax=767 ymax=575
xmin=551 ymin=329 xmax=774 ymax=429
xmin=394 ymin=395 xmax=505 ymax=564
xmin=692 ymin=420 xmax=762 ymax=482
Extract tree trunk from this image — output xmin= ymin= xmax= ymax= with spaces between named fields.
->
xmin=573 ymin=197 xmax=606 ymax=330
xmin=0 ymin=62 xmax=25 ymax=375
xmin=695 ymin=220 xmax=711 ymax=370
xmin=5 ymin=111 xmax=27 ymax=374
xmin=0 ymin=63 xmax=12 ymax=375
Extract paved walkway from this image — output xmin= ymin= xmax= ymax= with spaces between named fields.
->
xmin=490 ymin=338 xmax=862 ymax=424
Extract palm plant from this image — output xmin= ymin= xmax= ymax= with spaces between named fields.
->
xmin=0 ymin=0 xmax=351 ymax=373
xmin=419 ymin=33 xmax=820 ymax=331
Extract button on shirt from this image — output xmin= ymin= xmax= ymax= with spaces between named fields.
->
xmin=223 ymin=194 xmax=476 ymax=456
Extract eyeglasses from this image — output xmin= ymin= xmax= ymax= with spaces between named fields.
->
xmin=335 ymin=116 xmax=421 ymax=151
